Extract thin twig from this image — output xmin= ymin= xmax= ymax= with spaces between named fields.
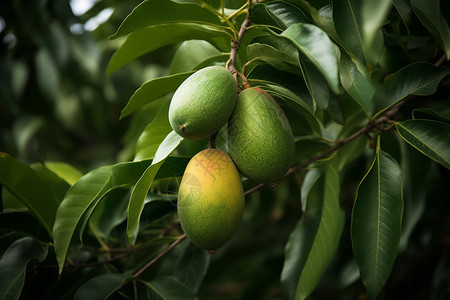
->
xmin=228 ymin=7 xmax=252 ymax=77
xmin=133 ymin=234 xmax=187 ymax=278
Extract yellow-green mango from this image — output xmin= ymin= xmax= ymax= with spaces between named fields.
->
xmin=177 ymin=149 xmax=244 ymax=252
xmin=169 ymin=66 xmax=237 ymax=140
xmin=228 ymin=87 xmax=295 ymax=184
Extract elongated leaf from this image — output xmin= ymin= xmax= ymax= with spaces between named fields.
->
xmin=53 ymin=156 xmax=188 ymax=273
xmin=110 ymin=0 xmax=223 ymax=39
xmin=251 ymin=1 xmax=311 ymax=30
xmin=135 ymin=101 xmax=172 ymax=161
xmin=339 ymin=53 xmax=376 ymax=114
xmin=127 ymin=131 xmax=184 ymax=244
xmin=0 ymin=153 xmax=60 ymax=235
xmin=174 ymin=242 xmax=211 ymax=294
xmin=170 ymin=40 xmax=221 ymax=74
xmin=361 ymin=0 xmax=391 ymax=47
xmin=281 ymin=23 xmax=341 ymax=94
xmin=0 ymin=237 xmax=48 ymax=300
xmin=299 ymin=56 xmax=330 ymax=110
xmin=74 ymin=274 xmax=130 ymax=300
xmin=145 ymin=276 xmax=196 ymax=300
xmin=372 ymin=62 xmax=450 ymax=115
xmin=411 ymin=0 xmax=450 ymax=59
xmin=332 ymin=0 xmax=384 ymax=67
xmin=351 ymin=149 xmax=403 ymax=299
xmin=396 ymin=119 xmax=450 ymax=170
xmin=44 ymin=161 xmax=83 ymax=185
xmin=412 ymin=107 xmax=450 ymax=122
xmin=107 ymin=23 xmax=230 ymax=74
xmin=282 ymin=159 xmax=345 ymax=300
xmin=247 ymin=43 xmax=300 ymax=73
xmin=121 ymin=72 xmax=193 ymax=118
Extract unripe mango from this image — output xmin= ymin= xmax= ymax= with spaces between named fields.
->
xmin=228 ymin=87 xmax=295 ymax=184
xmin=169 ymin=66 xmax=237 ymax=140
xmin=177 ymin=149 xmax=244 ymax=252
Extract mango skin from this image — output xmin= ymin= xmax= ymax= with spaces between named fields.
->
xmin=228 ymin=87 xmax=295 ymax=184
xmin=177 ymin=149 xmax=244 ymax=252
xmin=169 ymin=66 xmax=237 ymax=140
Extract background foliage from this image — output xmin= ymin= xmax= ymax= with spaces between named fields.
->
xmin=1 ymin=0 xmax=449 ymax=299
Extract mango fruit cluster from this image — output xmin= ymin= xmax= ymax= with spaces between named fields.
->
xmin=169 ymin=66 xmax=295 ymax=252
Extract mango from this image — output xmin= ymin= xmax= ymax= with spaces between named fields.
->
xmin=228 ymin=87 xmax=295 ymax=184
xmin=177 ymin=149 xmax=244 ymax=252
xmin=169 ymin=66 xmax=237 ymax=139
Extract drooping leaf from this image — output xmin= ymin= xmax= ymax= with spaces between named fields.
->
xmin=144 ymin=276 xmax=196 ymax=300
xmin=110 ymin=0 xmax=224 ymax=39
xmin=371 ymin=62 xmax=450 ymax=115
xmin=135 ymin=100 xmax=172 ymax=161
xmin=246 ymin=42 xmax=300 ymax=74
xmin=298 ymin=56 xmax=331 ymax=110
xmin=281 ymin=23 xmax=341 ymax=94
xmin=411 ymin=0 xmax=450 ymax=59
xmin=0 ymin=153 xmax=60 ymax=235
xmin=339 ymin=53 xmax=376 ymax=114
xmin=126 ymin=131 xmax=184 ymax=244
xmin=351 ymin=148 xmax=403 ymax=299
xmin=107 ymin=23 xmax=230 ymax=74
xmin=361 ymin=0 xmax=392 ymax=47
xmin=282 ymin=159 xmax=345 ymax=300
xmin=0 ymin=237 xmax=48 ymax=300
xmin=53 ymin=156 xmax=188 ymax=273
xmin=44 ymin=161 xmax=83 ymax=185
xmin=74 ymin=273 xmax=130 ymax=300
xmin=396 ymin=119 xmax=450 ymax=170
xmin=174 ymin=242 xmax=211 ymax=294
xmin=121 ymin=72 xmax=194 ymax=119
xmin=392 ymin=0 xmax=415 ymax=35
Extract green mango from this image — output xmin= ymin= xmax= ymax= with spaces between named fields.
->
xmin=177 ymin=149 xmax=244 ymax=253
xmin=228 ymin=87 xmax=295 ymax=184
xmin=169 ymin=66 xmax=237 ymax=140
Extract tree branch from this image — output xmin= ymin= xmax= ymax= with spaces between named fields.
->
xmin=227 ymin=6 xmax=251 ymax=82
xmin=133 ymin=234 xmax=187 ymax=278
xmin=244 ymin=52 xmax=449 ymax=196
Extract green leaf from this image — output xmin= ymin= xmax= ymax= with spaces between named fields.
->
xmin=170 ymin=41 xmax=221 ymax=74
xmin=411 ymin=0 xmax=450 ymax=59
xmin=126 ymin=131 xmax=184 ymax=244
xmin=361 ymin=0 xmax=391 ymax=47
xmin=121 ymin=72 xmax=194 ymax=119
xmin=392 ymin=0 xmax=415 ymax=36
xmin=0 ymin=237 xmax=48 ymax=300
xmin=174 ymin=242 xmax=211 ymax=294
xmin=53 ymin=160 xmax=151 ymax=273
xmin=89 ymin=188 xmax=130 ymax=240
xmin=0 ymin=212 xmax=51 ymax=242
xmin=339 ymin=53 xmax=376 ymax=114
xmin=332 ymin=0 xmax=385 ymax=67
xmin=412 ymin=107 xmax=450 ymax=122
xmin=0 ymin=153 xmax=60 ymax=235
xmin=110 ymin=0 xmax=224 ymax=39
xmin=351 ymin=149 xmax=403 ymax=299
xmin=396 ymin=119 xmax=450 ymax=170
xmin=135 ymin=101 xmax=172 ymax=161
xmin=281 ymin=159 xmax=345 ymax=300
xmin=144 ymin=276 xmax=196 ymax=300
xmin=107 ymin=23 xmax=230 ymax=74
xmin=251 ymin=1 xmax=311 ymax=30
xmin=299 ymin=56 xmax=331 ymax=110
xmin=53 ymin=155 xmax=189 ymax=273
xmin=247 ymin=42 xmax=300 ymax=73
xmin=281 ymin=23 xmax=341 ymax=94
xmin=372 ymin=62 xmax=450 ymax=115
xmin=74 ymin=273 xmax=130 ymax=300
xmin=44 ymin=161 xmax=83 ymax=185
